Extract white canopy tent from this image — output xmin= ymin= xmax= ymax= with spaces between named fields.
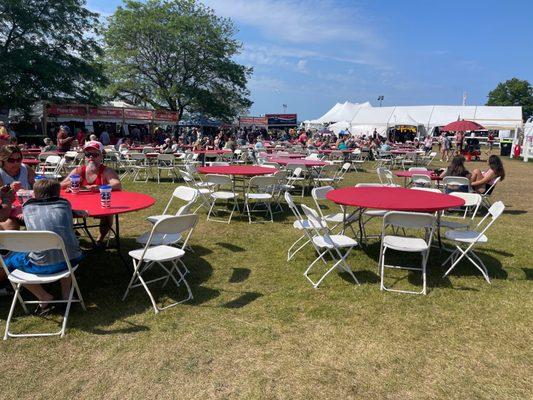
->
xmin=328 ymin=120 xmax=351 ymax=135
xmin=303 ymin=101 xmax=371 ymax=127
xmin=522 ymin=118 xmax=533 ymax=162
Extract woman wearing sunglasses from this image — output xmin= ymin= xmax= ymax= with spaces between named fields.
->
xmin=0 ymin=145 xmax=36 ymax=230
xmin=61 ymin=141 xmax=121 ymax=248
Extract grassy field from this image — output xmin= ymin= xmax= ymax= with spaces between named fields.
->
xmin=0 ymin=156 xmax=532 ymax=399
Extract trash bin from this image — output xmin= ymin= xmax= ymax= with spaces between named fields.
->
xmin=500 ymin=139 xmax=512 ymax=156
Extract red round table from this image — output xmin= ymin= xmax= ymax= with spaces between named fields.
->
xmin=197 ymin=166 xmax=276 ymax=176
xmin=327 ymin=186 xmax=463 ymax=212
xmin=61 ymin=190 xmax=155 ymax=265
xmin=268 ymin=157 xmax=328 ymax=167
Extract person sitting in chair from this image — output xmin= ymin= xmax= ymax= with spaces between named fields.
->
xmin=1 ymin=179 xmax=82 ymax=314
xmin=61 ymin=141 xmax=121 ymax=248
xmin=470 ymin=155 xmax=505 ymax=194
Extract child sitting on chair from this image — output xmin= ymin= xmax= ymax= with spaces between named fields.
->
xmin=2 ymin=179 xmax=82 ymax=314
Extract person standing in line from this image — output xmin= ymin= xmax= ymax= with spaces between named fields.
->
xmin=57 ymin=125 xmax=74 ymax=152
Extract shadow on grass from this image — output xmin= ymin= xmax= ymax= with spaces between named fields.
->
xmin=229 ymin=268 xmax=251 ymax=283
xmin=503 ymin=209 xmax=528 ymax=215
xmin=521 ymin=268 xmax=533 ymax=280
xmin=222 ymin=292 xmax=262 ymax=309
xmin=216 ymin=242 xmax=245 ymax=252
xmin=360 ymin=240 xmax=508 ymax=292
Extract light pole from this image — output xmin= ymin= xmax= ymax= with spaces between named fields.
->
xmin=282 ymin=104 xmax=287 ymax=113
xmin=377 ymin=96 xmax=384 ymax=107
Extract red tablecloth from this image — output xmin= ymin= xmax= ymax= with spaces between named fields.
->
xmin=197 ymin=166 xmax=277 ymax=176
xmin=61 ymin=190 xmax=155 ymax=217
xmin=268 ymin=157 xmax=327 ymax=167
xmin=22 ymin=159 xmax=40 ymax=166
xmin=395 ymin=170 xmax=442 ymax=180
xmin=326 ymin=187 xmax=464 ymax=212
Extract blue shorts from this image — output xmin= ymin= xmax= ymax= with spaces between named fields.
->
xmin=4 ymin=252 xmax=83 ymax=275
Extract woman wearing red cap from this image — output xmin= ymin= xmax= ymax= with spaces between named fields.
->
xmin=61 ymin=141 xmax=121 ymax=248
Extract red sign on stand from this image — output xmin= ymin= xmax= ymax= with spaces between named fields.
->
xmin=153 ymin=110 xmax=179 ymax=122
xmin=88 ymin=107 xmax=123 ymax=119
xmin=47 ymin=105 xmax=87 ymax=117
xmin=124 ymin=108 xmax=153 ymax=120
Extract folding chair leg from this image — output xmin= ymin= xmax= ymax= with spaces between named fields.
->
xmin=287 ymin=234 xmax=309 ymax=261
xmin=3 ymin=284 xmax=21 ymax=340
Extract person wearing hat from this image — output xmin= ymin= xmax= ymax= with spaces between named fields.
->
xmin=57 ymin=125 xmax=74 ymax=152
xmin=61 ymin=140 xmax=121 ymax=247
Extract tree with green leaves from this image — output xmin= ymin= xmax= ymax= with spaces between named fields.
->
xmin=487 ymin=78 xmax=533 ymax=121
xmin=0 ymin=0 xmax=107 ymax=112
xmin=103 ymin=0 xmax=252 ymax=122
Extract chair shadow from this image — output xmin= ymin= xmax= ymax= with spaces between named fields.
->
xmin=222 ymin=292 xmax=262 ymax=309
xmin=229 ymin=268 xmax=251 ymax=283
xmin=503 ymin=209 xmax=528 ymax=215
xmin=521 ymin=268 xmax=533 ymax=280
xmin=0 ymin=237 xmax=221 ymax=335
xmin=216 ymin=242 xmax=245 ymax=252
xmin=338 ymin=270 xmax=380 ymax=285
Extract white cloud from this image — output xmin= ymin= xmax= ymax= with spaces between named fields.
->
xmin=203 ymin=0 xmax=378 ymax=45
xmin=296 ymin=59 xmax=308 ymax=72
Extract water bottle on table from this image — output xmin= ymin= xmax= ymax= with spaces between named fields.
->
xmin=99 ymin=185 xmax=112 ymax=208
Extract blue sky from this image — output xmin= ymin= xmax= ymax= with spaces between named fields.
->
xmin=87 ymin=0 xmax=532 ymax=120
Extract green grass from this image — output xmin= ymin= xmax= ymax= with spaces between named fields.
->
xmin=0 ymin=157 xmax=532 ymax=399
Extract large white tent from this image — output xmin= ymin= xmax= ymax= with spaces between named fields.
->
xmin=306 ymin=102 xmax=523 ymax=137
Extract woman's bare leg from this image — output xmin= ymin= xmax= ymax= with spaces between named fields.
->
xmin=60 ymin=276 xmax=72 ymax=300
xmin=23 ymin=284 xmax=53 ymax=304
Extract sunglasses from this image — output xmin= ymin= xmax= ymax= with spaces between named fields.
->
xmin=7 ymin=157 xmax=22 ymax=163
xmin=84 ymin=152 xmax=100 ymax=158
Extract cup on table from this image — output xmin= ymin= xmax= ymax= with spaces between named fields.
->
xmin=16 ymin=189 xmax=34 ymax=205
xmin=70 ymin=174 xmax=81 ymax=194
xmin=99 ymin=185 xmax=112 ymax=208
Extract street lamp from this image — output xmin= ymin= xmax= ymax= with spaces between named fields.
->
xmin=377 ymin=96 xmax=384 ymax=107
xmin=282 ymin=104 xmax=287 ymax=113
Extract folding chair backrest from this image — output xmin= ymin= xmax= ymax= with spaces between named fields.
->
xmin=142 ymin=147 xmax=154 ymax=154
xmin=45 ymin=155 xmax=61 ymax=165
xmin=311 ymin=185 xmax=333 ymax=202
xmin=412 ymin=174 xmax=431 ymax=186
xmin=206 ymin=174 xmax=233 ymax=187
xmin=411 ymin=187 xmax=441 ymax=193
xmin=172 ymin=185 xmax=198 ymax=202
xmin=286 ymin=163 xmax=305 ymax=172
xmin=178 ymin=169 xmax=194 ymax=184
xmin=355 ymin=183 xmax=385 ymax=187
xmin=290 ymin=167 xmax=303 ymax=177
xmin=449 ymin=192 xmax=482 ymax=208
xmin=488 ymin=201 xmax=505 ymax=219
xmin=158 ymin=154 xmax=175 ymax=162
xmin=210 ymin=162 xmax=230 ymax=166
xmin=443 ymin=176 xmax=470 ymax=187
xmin=129 ymin=153 xmax=146 ymax=161
xmin=384 ymin=211 xmax=435 ymax=230
xmin=0 ymin=231 xmax=72 ymax=275
xmin=409 ymin=167 xmax=427 ymax=171
xmin=248 ymin=175 xmax=278 ymax=191
xmin=153 ymin=214 xmax=199 ymax=236
xmin=300 ymin=204 xmax=328 ymax=232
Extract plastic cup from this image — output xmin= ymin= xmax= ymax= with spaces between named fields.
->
xmin=99 ymin=185 xmax=112 ymax=208
xmin=70 ymin=174 xmax=81 ymax=194
xmin=16 ymin=189 xmax=34 ymax=205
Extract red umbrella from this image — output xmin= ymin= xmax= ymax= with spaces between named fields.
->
xmin=441 ymin=120 xmax=485 ymax=132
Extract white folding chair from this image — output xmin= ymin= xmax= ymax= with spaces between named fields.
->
xmin=377 ymin=167 xmax=397 ymax=186
xmin=333 ymin=162 xmax=351 ymax=185
xmin=440 ymin=192 xmax=482 ymax=229
xmin=156 ymin=153 xmax=178 ymax=183
xmin=286 ymin=166 xmax=306 ymax=197
xmin=411 ymin=174 xmax=432 ymax=188
xmin=300 ymin=204 xmax=360 ymax=288
xmin=441 ymin=201 xmax=505 ymax=284
xmin=408 ymin=167 xmax=428 ymax=172
xmin=130 ymin=153 xmax=153 ymax=182
xmin=313 ymin=164 xmax=337 ymax=187
xmin=285 ymin=192 xmax=320 ymax=261
xmin=422 ymin=151 xmax=437 ymax=166
xmin=442 ymin=176 xmax=471 ymax=194
xmin=0 ymin=231 xmax=86 ymax=339
xmin=379 ymin=211 xmax=436 ymax=295
xmin=311 ymin=186 xmax=358 ymax=235
xmin=205 ymin=174 xmax=239 ymax=223
xmin=123 ymin=214 xmax=199 ymax=313
xmin=244 ymin=175 xmax=277 ymax=223
xmin=354 ymin=183 xmax=388 ymax=243
xmin=178 ymin=169 xmax=212 ymax=212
